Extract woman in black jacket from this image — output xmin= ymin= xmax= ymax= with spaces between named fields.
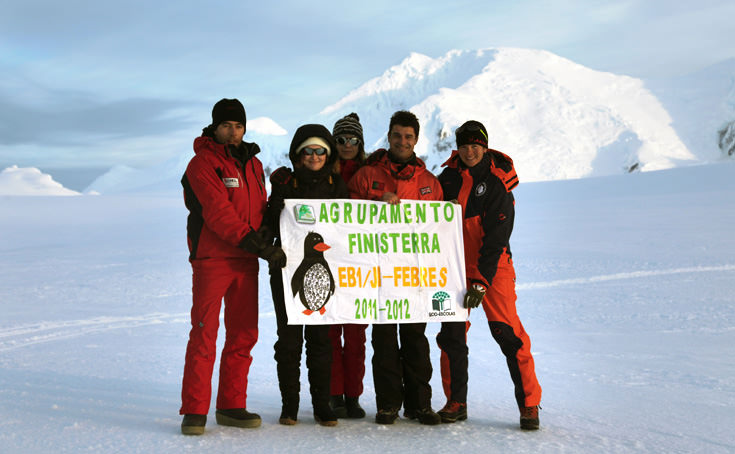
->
xmin=261 ymin=124 xmax=349 ymax=426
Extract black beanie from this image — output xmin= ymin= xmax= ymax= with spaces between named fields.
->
xmin=456 ymin=120 xmax=488 ymax=148
xmin=332 ymin=113 xmax=364 ymax=143
xmin=212 ymin=98 xmax=246 ymax=129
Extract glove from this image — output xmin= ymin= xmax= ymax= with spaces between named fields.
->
xmin=256 ymin=224 xmax=274 ymax=244
xmin=261 ymin=245 xmax=286 ymax=269
xmin=463 ymin=282 xmax=487 ymax=309
xmin=239 ymin=229 xmax=266 ymax=255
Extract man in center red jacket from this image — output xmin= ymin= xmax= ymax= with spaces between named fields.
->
xmin=348 ymin=110 xmax=443 ymax=426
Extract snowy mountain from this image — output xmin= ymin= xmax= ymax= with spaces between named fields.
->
xmin=66 ymin=47 xmax=735 ymax=194
xmin=319 ymin=48 xmax=703 ymax=180
xmin=646 ymin=58 xmax=735 ymax=161
xmin=0 ymin=166 xmax=81 ymax=196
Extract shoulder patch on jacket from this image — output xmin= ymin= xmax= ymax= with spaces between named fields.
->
xmin=489 ymin=149 xmax=519 ymax=192
xmin=420 ymin=186 xmax=432 ymax=195
xmin=372 ymin=181 xmax=385 ymax=191
xmin=270 ymin=166 xmax=292 ymax=185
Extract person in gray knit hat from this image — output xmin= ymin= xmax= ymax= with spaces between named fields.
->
xmin=332 ymin=113 xmax=366 ymax=183
xmin=328 ymin=112 xmax=369 ymax=420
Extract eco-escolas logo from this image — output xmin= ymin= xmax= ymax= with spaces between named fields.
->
xmin=431 ymin=291 xmax=451 ymax=311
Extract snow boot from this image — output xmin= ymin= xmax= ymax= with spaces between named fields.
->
xmin=375 ymin=408 xmax=399 ymax=424
xmin=181 ymin=414 xmax=206 ymax=435
xmin=279 ymin=403 xmax=299 ymax=425
xmin=314 ymin=404 xmax=338 ymax=427
xmin=414 ymin=407 xmax=441 ymax=425
xmin=520 ymin=406 xmax=540 ymax=430
xmin=438 ymin=401 xmax=467 ymax=423
xmin=215 ymin=408 xmax=261 ymax=428
xmin=345 ymin=396 xmax=366 ymax=418
xmin=329 ymin=394 xmax=348 ymax=419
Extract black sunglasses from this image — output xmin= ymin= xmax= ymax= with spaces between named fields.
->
xmin=336 ymin=137 xmax=361 ymax=146
xmin=300 ymin=147 xmax=328 ymax=156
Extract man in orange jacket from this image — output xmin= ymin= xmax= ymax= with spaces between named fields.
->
xmin=435 ymin=120 xmax=542 ymax=430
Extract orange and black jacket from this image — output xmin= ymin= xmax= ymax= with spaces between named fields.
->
xmin=438 ymin=149 xmax=518 ymax=288
xmin=181 ymin=128 xmax=267 ymax=261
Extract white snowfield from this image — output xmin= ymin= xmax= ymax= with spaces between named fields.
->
xmin=1 ymin=160 xmax=733 ymax=453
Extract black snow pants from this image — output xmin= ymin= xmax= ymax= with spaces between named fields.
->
xmin=371 ymin=322 xmax=432 ymax=412
xmin=270 ymin=271 xmax=332 ymax=414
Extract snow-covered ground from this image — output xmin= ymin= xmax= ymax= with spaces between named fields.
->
xmin=1 ymin=161 xmax=734 ymax=453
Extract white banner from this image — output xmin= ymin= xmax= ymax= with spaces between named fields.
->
xmin=279 ymin=199 xmax=468 ymax=324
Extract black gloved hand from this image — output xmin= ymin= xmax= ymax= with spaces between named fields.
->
xmin=261 ymin=245 xmax=286 ymax=269
xmin=239 ymin=229 xmax=266 ymax=255
xmin=463 ymin=282 xmax=487 ymax=309
xmin=267 ymin=197 xmax=285 ymax=213
xmin=257 ymin=224 xmax=273 ymax=244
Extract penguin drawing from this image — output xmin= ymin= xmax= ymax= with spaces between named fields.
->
xmin=291 ymin=231 xmax=335 ymax=315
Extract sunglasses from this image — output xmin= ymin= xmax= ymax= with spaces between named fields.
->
xmin=300 ymin=147 xmax=328 ymax=156
xmin=336 ymin=137 xmax=361 ymax=146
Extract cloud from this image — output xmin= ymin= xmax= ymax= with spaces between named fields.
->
xmin=0 ymin=86 xmax=197 ymax=149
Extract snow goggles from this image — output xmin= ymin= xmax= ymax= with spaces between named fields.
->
xmin=300 ymin=147 xmax=328 ymax=156
xmin=336 ymin=136 xmax=361 ymax=146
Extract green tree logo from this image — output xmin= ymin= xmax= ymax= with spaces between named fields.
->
xmin=294 ymin=204 xmax=316 ymax=224
xmin=432 ymin=291 xmax=451 ymax=311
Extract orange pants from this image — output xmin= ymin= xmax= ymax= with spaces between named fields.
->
xmin=437 ymin=261 xmax=541 ymax=408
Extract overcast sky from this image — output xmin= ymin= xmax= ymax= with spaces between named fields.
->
xmin=2 ymin=0 xmax=734 ymax=173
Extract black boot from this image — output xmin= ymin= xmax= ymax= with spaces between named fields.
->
xmin=215 ymin=408 xmax=261 ymax=428
xmin=181 ymin=414 xmax=206 ymax=435
xmin=279 ymin=406 xmax=298 ymax=426
xmin=329 ymin=395 xmax=348 ymax=418
xmin=345 ymin=396 xmax=366 ymax=419
xmin=314 ymin=403 xmax=338 ymax=427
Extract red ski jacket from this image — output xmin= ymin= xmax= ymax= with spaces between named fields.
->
xmin=438 ymin=149 xmax=518 ymax=288
xmin=348 ymin=149 xmax=443 ymax=202
xmin=181 ymin=135 xmax=267 ymax=261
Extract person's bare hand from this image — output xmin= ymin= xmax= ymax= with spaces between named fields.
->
xmin=381 ymin=192 xmax=400 ymax=205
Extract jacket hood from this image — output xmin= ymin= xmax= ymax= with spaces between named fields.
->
xmin=193 ymin=135 xmax=260 ymax=162
xmin=442 ymin=148 xmax=519 ymax=191
xmin=368 ymin=148 xmax=428 ymax=181
xmin=289 ymin=124 xmax=337 ymax=166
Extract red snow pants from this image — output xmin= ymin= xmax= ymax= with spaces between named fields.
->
xmin=328 ymin=324 xmax=367 ymax=397
xmin=180 ymin=258 xmax=259 ymax=415
xmin=437 ymin=256 xmax=541 ymax=408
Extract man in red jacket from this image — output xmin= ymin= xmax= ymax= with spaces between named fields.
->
xmin=348 ymin=110 xmax=443 ymax=426
xmin=179 ymin=98 xmax=285 ymax=435
xmin=435 ymin=120 xmax=542 ymax=430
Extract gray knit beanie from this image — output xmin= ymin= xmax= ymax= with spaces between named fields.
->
xmin=332 ymin=113 xmax=364 ymax=143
